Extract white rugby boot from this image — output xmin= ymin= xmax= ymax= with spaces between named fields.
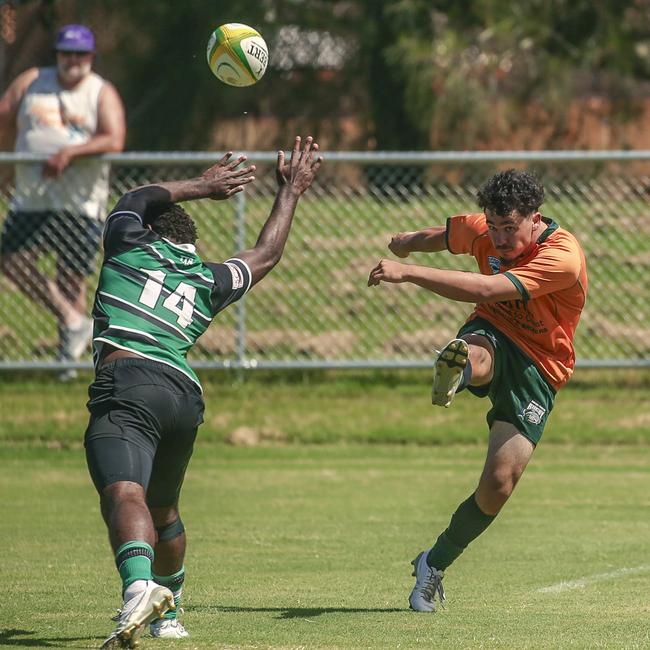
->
xmin=431 ymin=338 xmax=469 ymax=407
xmin=409 ymin=549 xmax=446 ymax=612
xmin=150 ymin=613 xmax=189 ymax=638
xmin=100 ymin=581 xmax=174 ymax=649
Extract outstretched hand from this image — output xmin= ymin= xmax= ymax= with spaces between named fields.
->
xmin=276 ymin=135 xmax=323 ymax=195
xmin=367 ymin=258 xmax=408 ymax=286
xmin=201 ymin=152 xmax=256 ymax=200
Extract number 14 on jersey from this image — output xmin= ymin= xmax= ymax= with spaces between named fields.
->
xmin=138 ymin=269 xmax=196 ymax=328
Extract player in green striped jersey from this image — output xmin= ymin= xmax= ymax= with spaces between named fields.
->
xmin=87 ymin=136 xmax=322 ymax=648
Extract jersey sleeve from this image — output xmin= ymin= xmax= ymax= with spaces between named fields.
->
xmin=102 ymin=209 xmax=157 ymax=259
xmin=446 ymin=214 xmax=488 ymax=255
xmin=206 ymin=257 xmax=253 ymax=316
xmin=503 ymin=239 xmax=582 ymax=301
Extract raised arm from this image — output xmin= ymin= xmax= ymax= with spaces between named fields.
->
xmin=228 ymin=135 xmax=323 ymax=287
xmin=388 ymin=226 xmax=447 ymax=258
xmin=110 ymin=152 xmax=256 ymax=219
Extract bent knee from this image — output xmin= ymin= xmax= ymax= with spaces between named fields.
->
xmin=482 ymin=468 xmax=521 ymax=502
xmin=101 ymin=480 xmax=147 ymax=504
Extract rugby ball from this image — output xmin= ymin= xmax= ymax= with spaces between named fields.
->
xmin=207 ymin=23 xmax=269 ymax=87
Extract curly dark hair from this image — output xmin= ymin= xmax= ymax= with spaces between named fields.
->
xmin=477 ymin=169 xmax=545 ymax=218
xmin=145 ymin=202 xmax=198 ymax=245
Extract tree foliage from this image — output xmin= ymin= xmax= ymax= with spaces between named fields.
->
xmin=3 ymin=0 xmax=650 ymax=150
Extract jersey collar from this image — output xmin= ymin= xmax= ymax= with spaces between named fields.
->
xmin=162 ymin=238 xmax=196 ymax=254
xmin=537 ymin=217 xmax=559 ymax=244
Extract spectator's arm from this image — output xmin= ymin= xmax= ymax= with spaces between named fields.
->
xmin=0 ymin=68 xmax=39 ymax=149
xmin=43 ymin=82 xmax=126 ymax=177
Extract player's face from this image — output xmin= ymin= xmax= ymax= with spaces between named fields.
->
xmin=485 ymin=209 xmax=541 ymax=262
xmin=56 ymin=51 xmax=93 ymax=85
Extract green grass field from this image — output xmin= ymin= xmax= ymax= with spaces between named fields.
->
xmin=3 ymin=443 xmax=650 ymax=649
xmin=1 ymin=368 xmax=649 ymax=445
xmin=2 ymin=369 xmax=650 ymax=648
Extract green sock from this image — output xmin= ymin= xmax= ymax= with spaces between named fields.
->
xmin=153 ymin=567 xmax=185 ymax=619
xmin=426 ymin=494 xmax=495 ymax=571
xmin=115 ymin=541 xmax=154 ymax=591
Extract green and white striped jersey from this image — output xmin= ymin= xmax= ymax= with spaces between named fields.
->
xmin=92 ymin=207 xmax=251 ymax=390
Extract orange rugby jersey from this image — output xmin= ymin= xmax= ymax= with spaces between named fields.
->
xmin=446 ymin=213 xmax=588 ymax=390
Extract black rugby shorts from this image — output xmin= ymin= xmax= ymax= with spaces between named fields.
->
xmin=84 ymin=357 xmax=204 ymax=507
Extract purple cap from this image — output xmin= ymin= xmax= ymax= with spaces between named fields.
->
xmin=55 ymin=24 xmax=95 ymax=52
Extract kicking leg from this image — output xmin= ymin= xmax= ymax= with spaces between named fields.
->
xmin=431 ymin=333 xmax=494 ymax=407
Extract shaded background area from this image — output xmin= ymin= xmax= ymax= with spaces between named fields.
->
xmin=0 ymin=1 xmax=649 ymax=369
xmin=2 ymin=0 xmax=650 ymax=152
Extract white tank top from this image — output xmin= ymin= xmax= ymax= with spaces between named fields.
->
xmin=13 ymin=67 xmax=110 ymax=219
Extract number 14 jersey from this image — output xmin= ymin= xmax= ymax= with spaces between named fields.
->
xmin=91 ymin=209 xmax=252 ymax=390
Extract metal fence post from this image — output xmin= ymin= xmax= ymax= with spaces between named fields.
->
xmin=234 ymin=190 xmax=247 ymax=379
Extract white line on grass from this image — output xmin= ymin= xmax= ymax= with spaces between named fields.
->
xmin=537 ymin=565 xmax=650 ymax=594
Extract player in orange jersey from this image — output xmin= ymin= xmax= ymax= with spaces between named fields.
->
xmin=368 ymin=169 xmax=587 ymax=612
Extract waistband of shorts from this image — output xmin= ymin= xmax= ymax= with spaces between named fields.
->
xmin=98 ymin=357 xmax=201 ymax=392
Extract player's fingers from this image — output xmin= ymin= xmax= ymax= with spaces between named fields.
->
xmin=311 ymin=156 xmax=323 ymax=172
xmin=227 ymin=185 xmax=244 ymax=196
xmin=367 ymin=271 xmax=381 ymax=287
xmin=301 ymin=136 xmax=314 ymax=166
xmin=227 ymin=155 xmax=247 ymax=170
xmin=277 ymin=150 xmax=285 ymax=175
xmin=235 ymin=164 xmax=256 ymax=176
xmin=290 ymin=136 xmax=301 ymax=167
xmin=218 ymin=151 xmax=233 ymax=166
xmin=238 ymin=175 xmax=256 ymax=186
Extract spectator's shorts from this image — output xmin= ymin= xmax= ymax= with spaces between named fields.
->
xmin=458 ymin=316 xmax=557 ymax=445
xmin=84 ymin=358 xmax=205 ymax=507
xmin=0 ymin=210 xmax=103 ymax=275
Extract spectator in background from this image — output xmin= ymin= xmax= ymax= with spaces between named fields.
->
xmin=0 ymin=24 xmax=125 ymax=373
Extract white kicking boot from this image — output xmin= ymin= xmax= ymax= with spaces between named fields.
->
xmin=431 ymin=338 xmax=469 ymax=407
xmin=408 ymin=549 xmax=446 ymax=612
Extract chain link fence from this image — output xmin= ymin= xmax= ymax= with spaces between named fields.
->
xmin=1 ymin=151 xmax=649 ymax=370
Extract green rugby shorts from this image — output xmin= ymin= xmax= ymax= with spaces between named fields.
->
xmin=457 ymin=316 xmax=557 ymax=445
